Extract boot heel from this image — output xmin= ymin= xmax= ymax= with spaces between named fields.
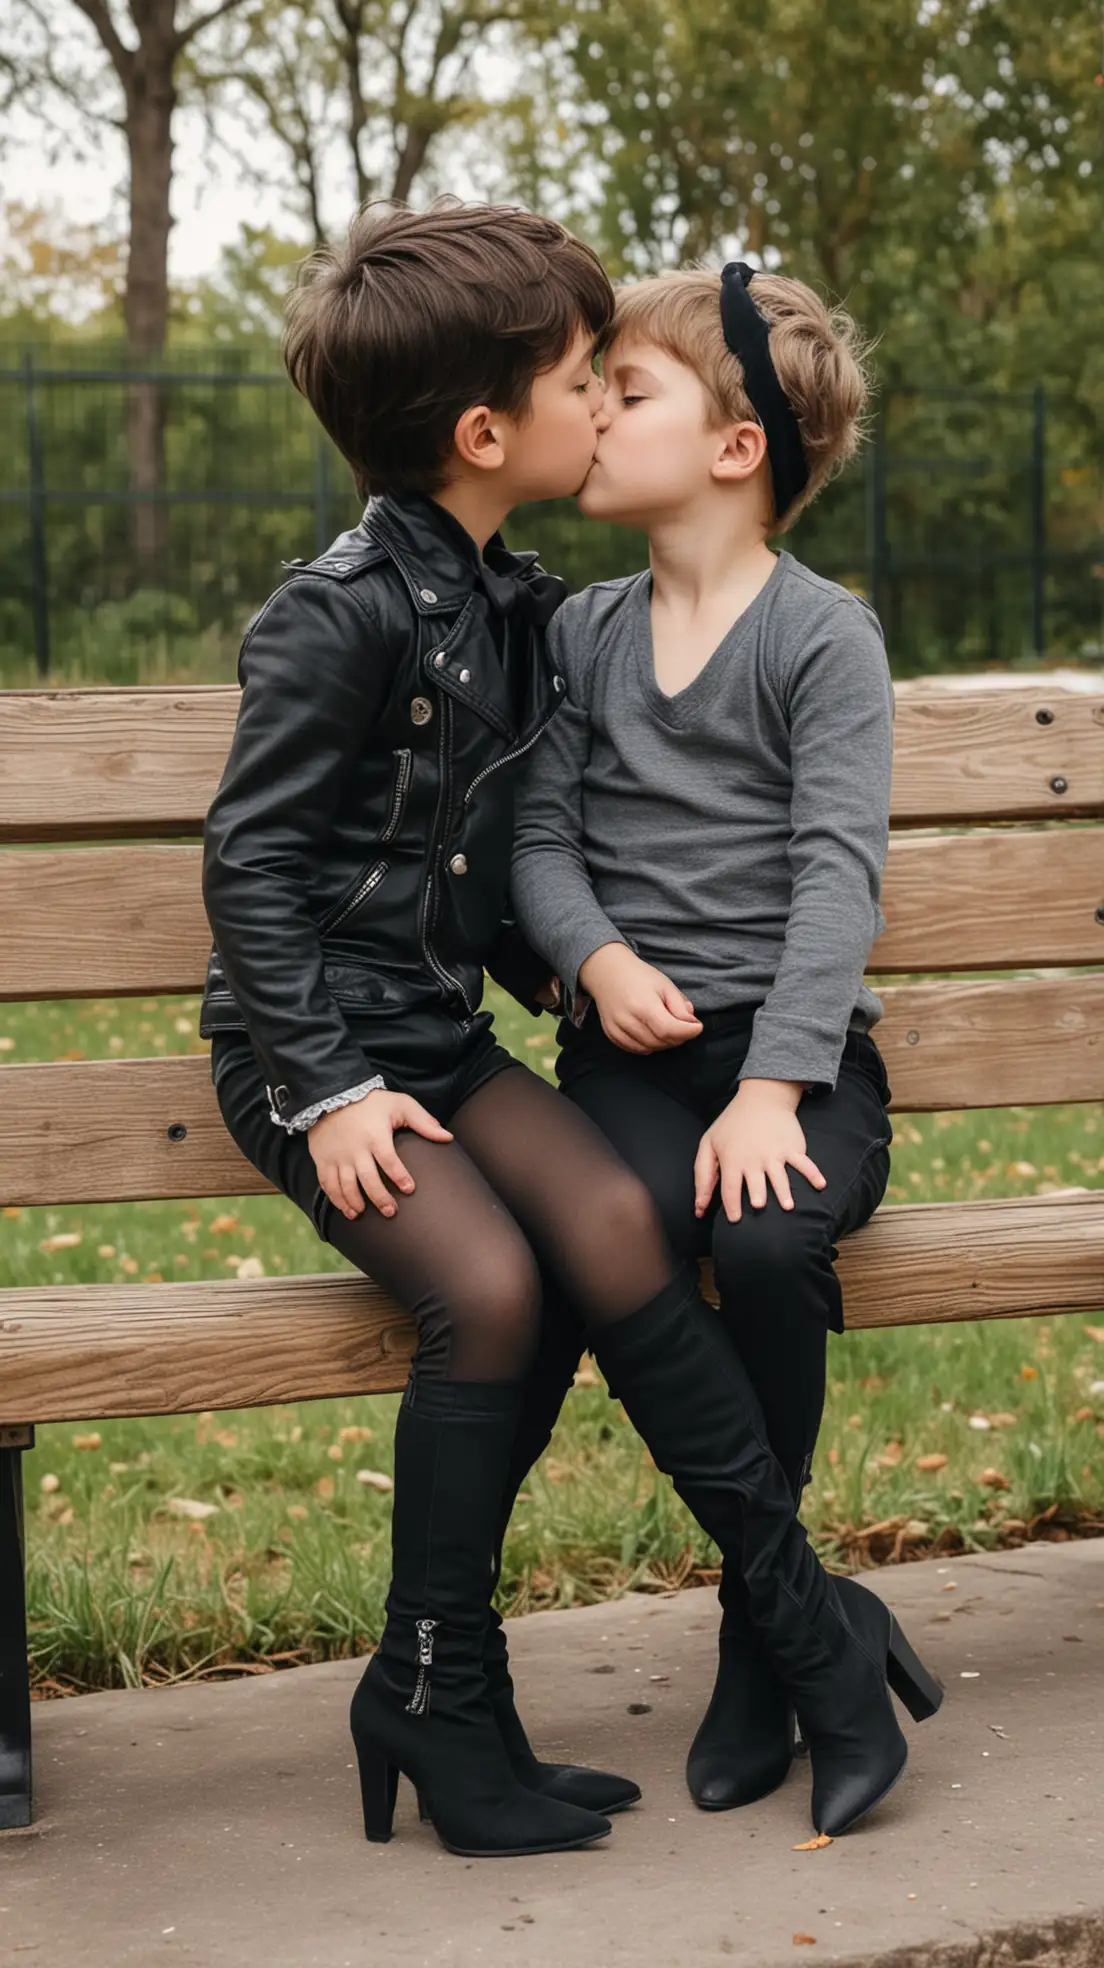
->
xmin=885 ymin=1615 xmax=944 ymax=1722
xmin=354 ymin=1739 xmax=400 ymax=1842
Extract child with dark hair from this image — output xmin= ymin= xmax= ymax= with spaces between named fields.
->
xmin=201 ymin=205 xmax=940 ymax=1861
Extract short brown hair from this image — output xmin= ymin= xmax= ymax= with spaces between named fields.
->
xmin=605 ymin=268 xmax=872 ymax=531
xmin=284 ymin=197 xmax=615 ymax=498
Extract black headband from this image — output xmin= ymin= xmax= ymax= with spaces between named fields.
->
xmin=719 ymin=261 xmax=808 ymax=522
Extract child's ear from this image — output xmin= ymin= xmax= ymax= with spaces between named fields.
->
xmin=453 ymin=404 xmax=507 ymax=474
xmin=712 ymin=419 xmax=768 ymax=486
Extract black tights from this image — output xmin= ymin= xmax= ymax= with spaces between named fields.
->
xmin=324 ymin=1062 xmax=674 ymax=1384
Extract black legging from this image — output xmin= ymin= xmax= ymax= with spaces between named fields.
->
xmin=324 ymin=1061 xmax=674 ymax=1383
xmin=556 ymin=1017 xmax=894 ymax=1490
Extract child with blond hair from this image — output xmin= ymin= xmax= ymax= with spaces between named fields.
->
xmin=512 ymin=263 xmax=935 ymax=1823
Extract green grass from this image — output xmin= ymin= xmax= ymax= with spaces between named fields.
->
xmin=3 ymin=986 xmax=1102 ymax=1694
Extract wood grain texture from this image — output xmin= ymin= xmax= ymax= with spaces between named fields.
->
xmin=3 ymin=976 xmax=1102 ymax=1209
xmin=3 ymin=827 xmax=1102 ymax=1001
xmin=875 ymin=973 xmax=1104 ymax=1110
xmin=2 ymin=1192 xmax=1101 ymax=1423
xmin=1 ymin=685 xmax=1100 ymax=841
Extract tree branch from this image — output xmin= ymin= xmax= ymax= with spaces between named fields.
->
xmin=68 ymin=0 xmax=134 ymax=82
xmin=174 ymin=0 xmax=258 ymax=55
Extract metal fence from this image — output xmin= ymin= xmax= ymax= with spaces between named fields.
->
xmin=1 ymin=348 xmax=1101 ymax=684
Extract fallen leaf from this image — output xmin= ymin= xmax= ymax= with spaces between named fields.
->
xmin=0 ymin=1036 xmax=16 ymax=1052
xmin=989 ymin=1412 xmax=1018 ymax=1428
xmin=235 ymin=1255 xmax=266 ymax=1280
xmin=1005 ymin=1161 xmax=1037 ymax=1177
xmin=977 ymin=1468 xmax=1010 ymax=1490
xmin=915 ymin=1453 xmax=949 ymax=1473
xmin=2 ymin=1205 xmax=22 ymax=1218
xmin=356 ymin=1469 xmax=394 ymax=1493
xmin=286 ymin=1504 xmax=308 ymax=1521
xmin=40 ymin=1473 xmax=61 ymax=1494
xmin=338 ymin=1425 xmax=374 ymax=1443
xmin=166 ymin=1497 xmax=218 ymax=1521
xmin=313 ymin=1476 xmax=335 ymax=1500
xmin=39 ymin=1232 xmax=82 ymax=1253
xmin=1072 ymin=1406 xmax=1094 ymax=1423
xmin=327 ymin=1443 xmax=344 ymax=1463
xmin=793 ymin=1935 xmax=818 ymax=1946
xmin=1084 ymin=1327 xmax=1104 ymax=1345
xmin=97 ymin=1243 xmax=117 ymax=1258
xmin=1019 ymin=1365 xmax=1038 ymax=1379
xmin=792 ymin=1833 xmax=833 ymax=1851
xmin=72 ymin=1432 xmax=102 ymax=1452
xmin=967 ymin=1414 xmax=992 ymax=1431
xmin=875 ymin=1439 xmax=904 ymax=1467
xmin=120 ymin=1256 xmax=139 ymax=1275
xmin=209 ymin=1214 xmax=240 ymax=1235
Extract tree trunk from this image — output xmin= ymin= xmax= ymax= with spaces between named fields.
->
xmin=122 ymin=33 xmax=176 ymax=582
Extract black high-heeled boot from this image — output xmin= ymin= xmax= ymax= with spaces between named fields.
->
xmin=483 ymin=1606 xmax=642 ymax=1815
xmin=686 ymin=1452 xmax=810 ymax=1811
xmin=349 ymin=1376 xmax=611 ymax=1859
xmin=477 ymin=1312 xmax=641 ymax=1817
xmin=592 ymin=1272 xmax=944 ymax=1838
xmin=686 ymin=1566 xmax=797 ymax=1811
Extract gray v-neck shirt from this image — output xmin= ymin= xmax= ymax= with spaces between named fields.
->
xmin=510 ymin=550 xmax=894 ymax=1090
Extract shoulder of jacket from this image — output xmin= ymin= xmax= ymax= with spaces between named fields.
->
xmin=284 ymin=537 xmax=390 ymax=584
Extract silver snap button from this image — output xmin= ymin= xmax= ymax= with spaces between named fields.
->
xmin=553 ymin=674 xmax=564 ymax=692
xmin=329 ymin=559 xmax=350 ymax=572
xmin=449 ymin=853 xmax=468 ymax=876
xmin=432 ymin=651 xmax=446 ymax=667
xmin=419 ymin=587 xmax=438 ymax=604
xmin=458 ymin=668 xmax=471 ymax=684
xmin=410 ymin=696 xmax=434 ymax=726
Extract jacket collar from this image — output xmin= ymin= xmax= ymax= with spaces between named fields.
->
xmin=364 ymin=492 xmax=566 ymax=629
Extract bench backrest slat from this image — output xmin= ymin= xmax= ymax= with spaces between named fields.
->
xmin=1 ymin=686 xmax=1101 ymax=840
xmin=1 ymin=827 xmax=1102 ymax=1002
xmin=3 ymin=973 xmax=1102 ymax=1209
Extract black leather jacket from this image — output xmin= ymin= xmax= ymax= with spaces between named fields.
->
xmin=199 ymin=493 xmax=565 ymax=1124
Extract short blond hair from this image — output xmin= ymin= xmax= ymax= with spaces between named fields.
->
xmin=604 ymin=267 xmax=872 ymax=531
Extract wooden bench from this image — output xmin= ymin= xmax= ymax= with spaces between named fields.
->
xmin=2 ymin=678 xmax=1102 ymax=1830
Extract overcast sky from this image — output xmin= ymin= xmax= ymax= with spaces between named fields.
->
xmin=5 ymin=93 xmax=319 ymax=280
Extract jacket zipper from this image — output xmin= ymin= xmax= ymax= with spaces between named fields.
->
xmin=422 ymin=696 xmax=473 ymax=1015
xmin=318 ymin=749 xmax=411 ymax=937
xmin=406 ymin=1618 xmax=438 ymax=1717
xmin=461 ymin=706 xmax=559 ymax=812
xmin=379 ymin=747 xmax=413 ymax=844
xmin=319 ymin=858 xmax=390 ymax=937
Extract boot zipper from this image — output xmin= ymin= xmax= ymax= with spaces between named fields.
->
xmin=407 ymin=1618 xmax=438 ymax=1717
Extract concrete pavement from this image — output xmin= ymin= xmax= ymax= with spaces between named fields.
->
xmin=3 ymin=1540 xmax=1103 ymax=1967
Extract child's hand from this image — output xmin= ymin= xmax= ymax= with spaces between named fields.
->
xmin=308 ymin=1089 xmax=453 ymax=1221
xmin=694 ymin=1079 xmax=826 ymax=1222
xmin=579 ymin=942 xmax=703 ymax=1053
